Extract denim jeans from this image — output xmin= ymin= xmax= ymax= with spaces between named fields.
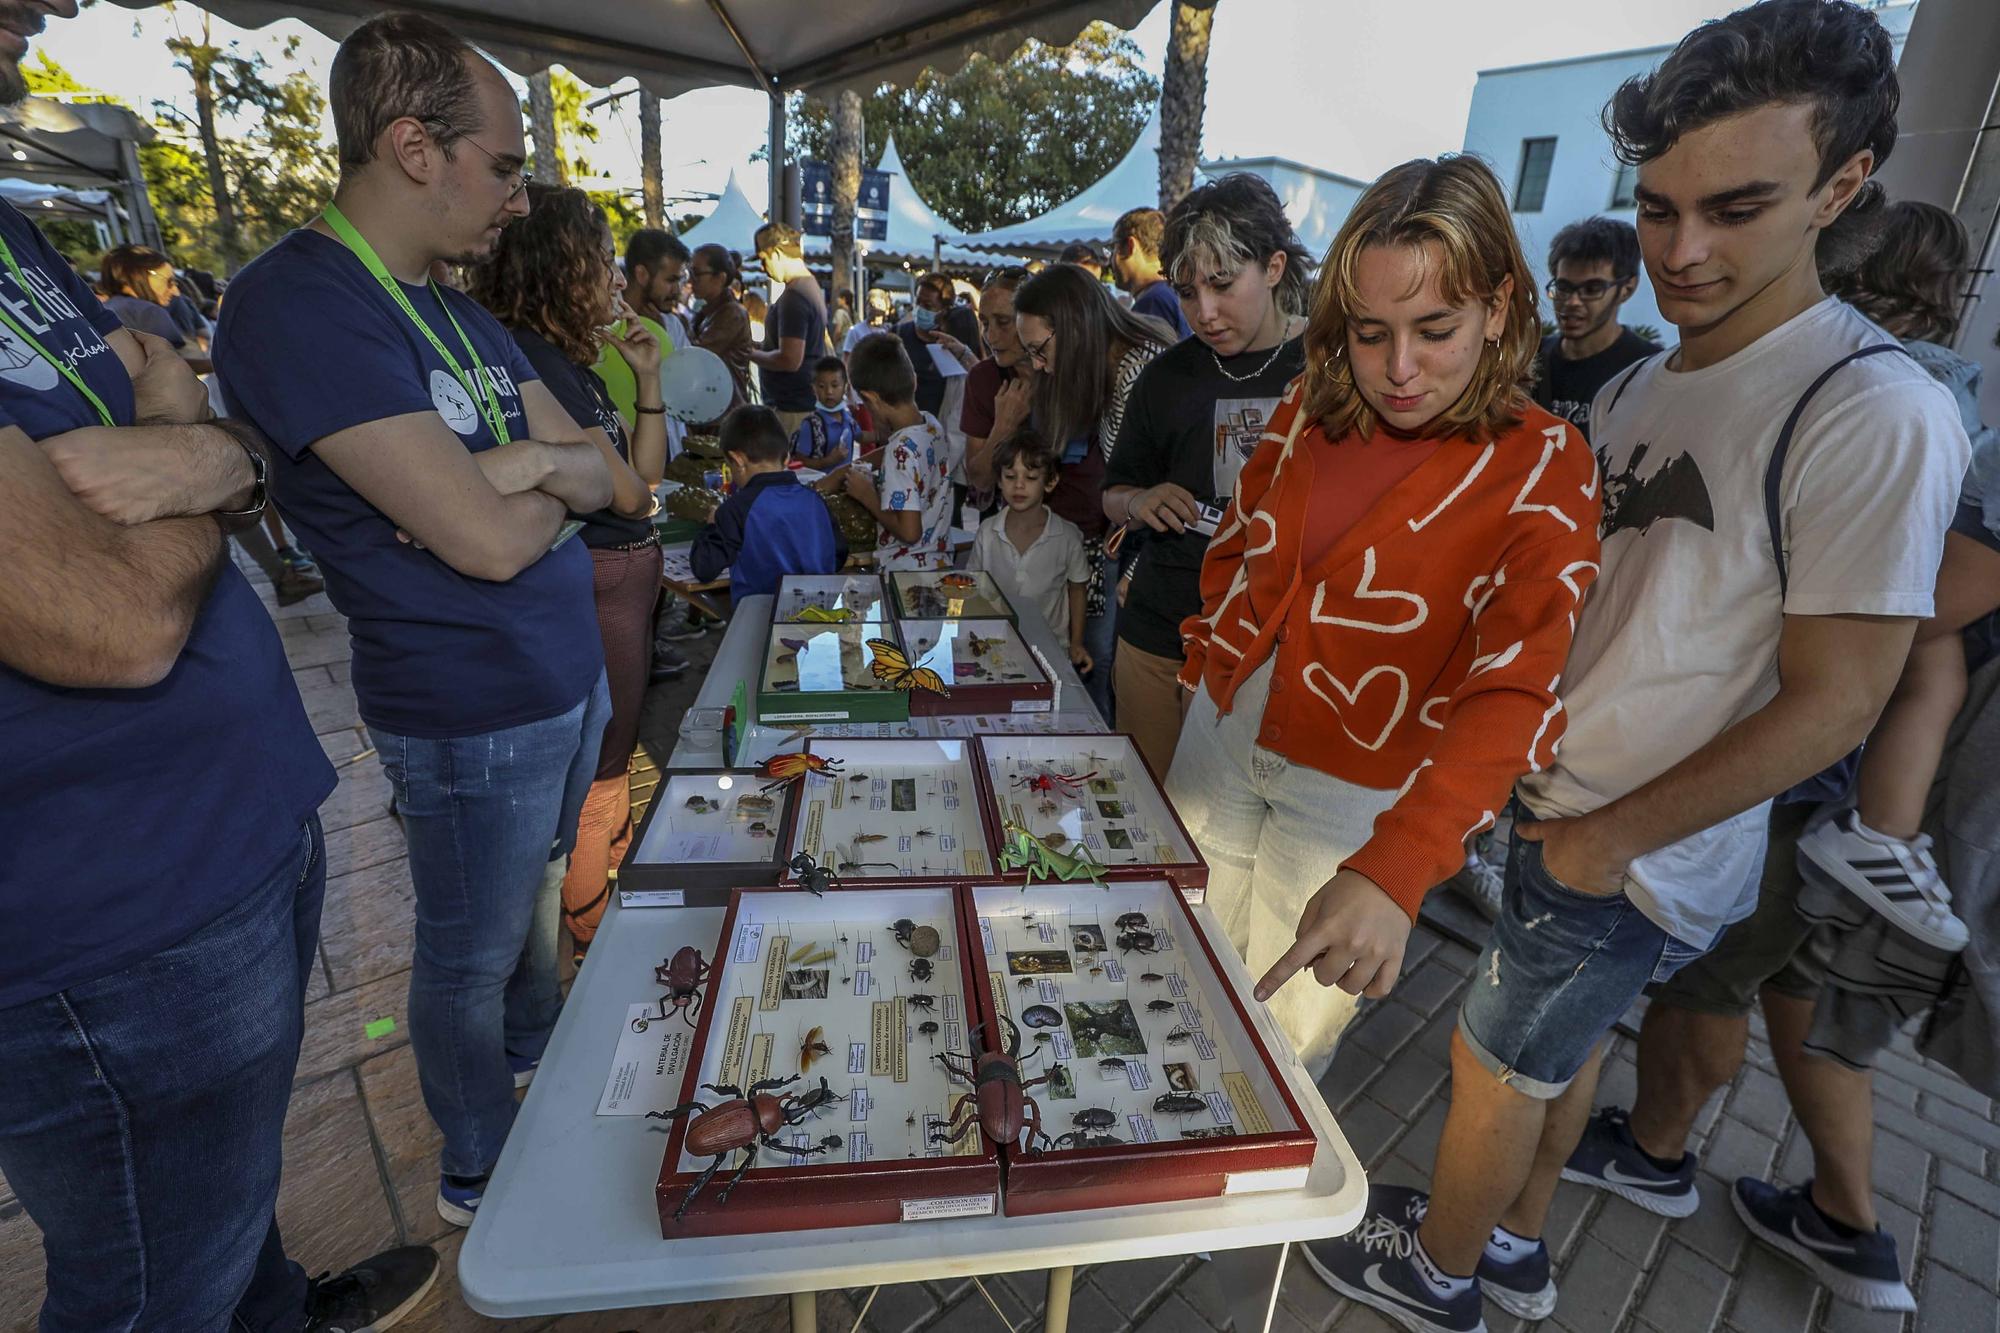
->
xmin=367 ymin=673 xmax=610 ymax=1178
xmin=0 ymin=818 xmax=325 ymax=1333
xmin=1457 ymin=821 xmax=1709 ymax=1099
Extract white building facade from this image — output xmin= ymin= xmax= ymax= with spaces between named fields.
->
xmin=1461 ymin=2 xmax=1916 ymax=337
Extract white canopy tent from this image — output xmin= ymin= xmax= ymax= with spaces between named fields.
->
xmin=805 ymin=132 xmax=1013 ymax=270
xmin=944 ymin=107 xmax=1160 ymax=256
xmin=109 ymin=0 xmax=1162 ymax=219
xmin=675 ymin=169 xmax=768 ymax=257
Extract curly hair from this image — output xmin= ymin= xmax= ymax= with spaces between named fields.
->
xmin=1831 ymin=200 xmax=1967 ymax=344
xmin=1301 ymin=155 xmax=1539 ymax=443
xmin=467 ymin=183 xmax=610 ymax=366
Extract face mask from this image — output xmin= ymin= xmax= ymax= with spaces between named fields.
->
xmin=913 ymin=307 xmax=936 ymax=331
xmin=816 ymin=401 xmax=844 ymax=414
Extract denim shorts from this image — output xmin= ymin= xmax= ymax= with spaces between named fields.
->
xmin=1458 ymin=825 xmax=1709 ymax=1099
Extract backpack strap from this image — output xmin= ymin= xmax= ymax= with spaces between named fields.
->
xmin=1601 ymin=351 xmax=1663 ymax=418
xmin=1764 ymin=344 xmax=1903 ymax=598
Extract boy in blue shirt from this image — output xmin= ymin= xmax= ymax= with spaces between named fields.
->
xmin=693 ymin=404 xmax=846 ymax=601
xmin=790 ymin=354 xmax=868 ymax=467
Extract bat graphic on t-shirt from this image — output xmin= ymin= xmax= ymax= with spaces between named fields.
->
xmin=1597 ymin=442 xmax=1716 ymax=540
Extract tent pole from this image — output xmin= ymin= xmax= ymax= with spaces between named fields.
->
xmin=768 ymin=89 xmax=785 ymax=230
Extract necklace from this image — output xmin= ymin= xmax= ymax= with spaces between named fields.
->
xmin=1210 ymin=316 xmax=1298 ymax=383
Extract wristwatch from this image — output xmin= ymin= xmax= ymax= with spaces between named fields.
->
xmin=212 ymin=430 xmax=269 ymax=520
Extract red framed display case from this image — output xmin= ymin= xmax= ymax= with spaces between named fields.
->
xmin=619 ymin=769 xmax=802 ymax=907
xmin=898 ymin=618 xmax=1055 ymax=718
xmin=959 ymin=879 xmax=1316 ymax=1216
xmin=775 ymin=738 xmax=1005 ymax=889
xmin=972 ymin=733 xmax=1209 ymax=894
xmin=654 ymin=884 xmax=1001 ymax=1237
xmin=886 ymin=568 xmax=1018 ymax=624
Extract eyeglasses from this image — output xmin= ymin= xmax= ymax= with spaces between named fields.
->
xmin=1546 ymin=278 xmax=1620 ymax=302
xmin=427 ymin=120 xmax=532 ymax=201
xmin=982 ymin=265 xmax=1031 ymax=288
xmin=1021 ymin=332 xmax=1053 ymax=365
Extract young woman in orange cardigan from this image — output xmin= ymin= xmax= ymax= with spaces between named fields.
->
xmin=1164 ymin=155 xmax=1603 ymax=1079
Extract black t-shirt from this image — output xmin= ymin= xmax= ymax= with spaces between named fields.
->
xmin=899 ymin=321 xmax=949 ymax=416
xmin=1104 ymin=333 xmax=1307 ymax=657
xmin=510 ymin=326 xmax=653 ymax=548
xmin=761 ymin=281 xmax=829 ymax=411
xmin=1531 ymin=328 xmax=1659 ymax=439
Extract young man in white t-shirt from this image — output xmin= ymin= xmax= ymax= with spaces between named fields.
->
xmin=1308 ymin=4 xmax=1970 ymax=1330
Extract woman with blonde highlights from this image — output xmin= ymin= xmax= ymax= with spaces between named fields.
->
xmin=1165 ymin=155 xmax=1602 ymax=1074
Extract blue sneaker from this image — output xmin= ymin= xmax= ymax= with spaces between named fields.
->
xmin=436 ymin=1173 xmax=486 ymax=1228
xmin=507 ymin=1052 xmax=540 ymax=1090
xmin=1354 ymin=1184 xmax=1556 ymax=1322
xmin=1560 ymin=1106 xmax=1698 ymax=1218
xmin=1732 ymin=1178 xmax=1915 ymax=1311
xmin=1302 ymin=1185 xmax=1486 ymax=1333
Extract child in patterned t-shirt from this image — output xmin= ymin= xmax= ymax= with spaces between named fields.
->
xmin=839 ymin=332 xmax=952 ymax=571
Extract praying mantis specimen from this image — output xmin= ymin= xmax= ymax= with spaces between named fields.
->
xmin=998 ymin=820 xmax=1107 ymax=887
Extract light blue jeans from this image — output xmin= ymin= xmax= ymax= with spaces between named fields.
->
xmin=1165 ymin=659 xmax=1397 ymax=1078
xmin=368 ymin=673 xmax=611 ymax=1178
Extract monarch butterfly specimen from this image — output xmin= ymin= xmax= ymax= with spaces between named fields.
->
xmin=866 ymin=638 xmax=950 ymax=696
xmin=760 ymin=751 xmax=844 ymax=793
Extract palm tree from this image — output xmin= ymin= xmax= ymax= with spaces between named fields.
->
xmin=640 ymin=88 xmax=663 ymax=228
xmin=829 ymin=91 xmax=864 ymax=305
xmin=1158 ymin=0 xmax=1218 ymax=212
xmin=526 ymin=71 xmax=564 ymax=185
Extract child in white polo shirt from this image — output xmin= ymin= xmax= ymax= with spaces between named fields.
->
xmin=971 ymin=428 xmax=1092 ymax=672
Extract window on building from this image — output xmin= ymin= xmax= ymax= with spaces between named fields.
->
xmin=1610 ymin=160 xmax=1638 ymax=209
xmin=1515 ymin=137 xmax=1557 ymax=213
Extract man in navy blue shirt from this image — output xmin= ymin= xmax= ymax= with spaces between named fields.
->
xmin=1112 ymin=207 xmax=1192 ymax=340
xmin=0 ymin=4 xmax=439 ymax=1329
xmin=216 ymin=13 xmax=614 ymax=1231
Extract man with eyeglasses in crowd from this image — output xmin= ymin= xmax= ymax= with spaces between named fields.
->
xmin=215 ymin=12 xmax=615 ymax=1230
xmin=1532 ymin=217 xmax=1659 ymax=437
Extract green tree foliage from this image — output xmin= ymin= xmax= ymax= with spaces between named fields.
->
xmin=785 ymin=22 xmax=1159 ymax=234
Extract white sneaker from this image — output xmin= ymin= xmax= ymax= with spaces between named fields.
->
xmin=1451 ymin=840 xmax=1505 ymax=921
xmin=1797 ymin=809 xmax=1969 ymax=952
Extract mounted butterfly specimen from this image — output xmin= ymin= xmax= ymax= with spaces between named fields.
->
xmin=866 ymin=638 xmax=950 ymax=697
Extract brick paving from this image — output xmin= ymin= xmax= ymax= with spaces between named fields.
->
xmin=2 ymin=552 xmax=1994 ymax=1332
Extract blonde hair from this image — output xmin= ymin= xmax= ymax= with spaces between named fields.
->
xmin=1302 ymin=155 xmax=1539 ymax=442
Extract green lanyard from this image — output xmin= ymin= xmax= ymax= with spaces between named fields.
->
xmin=320 ymin=204 xmax=510 ymax=448
xmin=0 ymin=230 xmax=116 ymax=427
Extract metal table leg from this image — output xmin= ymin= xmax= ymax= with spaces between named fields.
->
xmin=790 ymin=1289 xmax=816 ymax=1332
xmin=1210 ymin=1241 xmax=1291 ymax=1333
xmin=1044 ymin=1265 xmax=1074 ymax=1333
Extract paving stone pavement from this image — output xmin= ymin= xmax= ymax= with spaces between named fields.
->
xmin=2 ymin=552 xmax=1994 ymax=1333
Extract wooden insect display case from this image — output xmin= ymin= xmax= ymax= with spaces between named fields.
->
xmin=619 ymin=769 xmax=803 ymax=907
xmin=974 ymin=733 xmax=1208 ymax=894
xmin=887 ymin=569 xmax=1017 ymax=624
xmin=653 ymin=885 xmax=1001 ymax=1237
xmin=773 ymin=573 xmax=892 ymax=628
xmin=962 ymin=879 xmax=1316 ymax=1216
xmin=757 ymin=621 xmax=911 ymax=725
xmin=776 ymin=739 xmax=1002 ymax=889
xmin=899 ymin=618 xmax=1054 ymax=718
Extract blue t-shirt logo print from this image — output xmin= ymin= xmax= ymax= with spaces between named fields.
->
xmin=430 ymin=368 xmax=479 ymax=435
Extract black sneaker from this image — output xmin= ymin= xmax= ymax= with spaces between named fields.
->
xmin=649 ymin=644 xmax=690 ymax=682
xmin=1301 ymin=1184 xmax=1487 ymax=1332
xmin=1360 ymin=1183 xmax=1556 ymax=1322
xmin=655 ymin=612 xmax=708 ymax=642
xmin=1560 ymin=1106 xmax=1699 ymax=1218
xmin=1732 ymin=1178 xmax=1915 ymax=1311
xmin=302 ymin=1245 xmax=439 ymax=1332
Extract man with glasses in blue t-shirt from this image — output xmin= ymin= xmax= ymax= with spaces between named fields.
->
xmin=216 ymin=13 xmax=614 ymax=1231
xmin=0 ymin=3 xmax=439 ymax=1329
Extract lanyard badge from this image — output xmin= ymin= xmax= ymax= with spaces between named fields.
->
xmin=320 ymin=204 xmax=510 ymax=447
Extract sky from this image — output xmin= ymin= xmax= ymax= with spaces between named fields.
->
xmin=32 ymin=0 xmax=1776 ymax=225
